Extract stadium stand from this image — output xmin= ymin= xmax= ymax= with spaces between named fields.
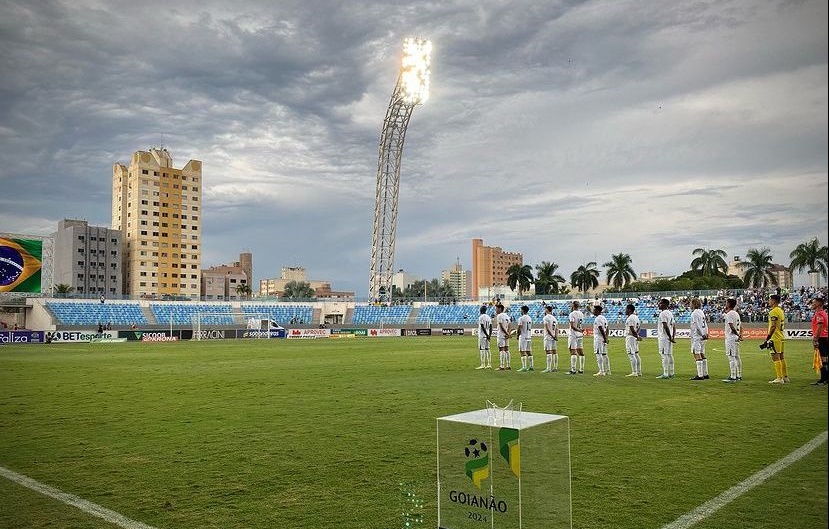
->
xmin=46 ymin=302 xmax=147 ymax=326
xmin=241 ymin=304 xmax=313 ymax=325
xmin=352 ymin=305 xmax=411 ymax=325
xmin=150 ymin=303 xmax=233 ymax=325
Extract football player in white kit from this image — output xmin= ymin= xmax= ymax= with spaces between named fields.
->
xmin=568 ymin=301 xmax=586 ymax=374
xmin=624 ymin=303 xmax=642 ymax=376
xmin=495 ymin=304 xmax=512 ymax=370
xmin=477 ymin=305 xmax=492 ymax=370
xmin=516 ymin=305 xmax=534 ymax=371
xmin=689 ymin=298 xmax=710 ymax=380
xmin=723 ymin=298 xmax=743 ymax=382
xmin=592 ymin=304 xmax=610 ymax=376
xmin=541 ymin=304 xmax=559 ymax=372
xmin=656 ymin=298 xmax=676 ymax=379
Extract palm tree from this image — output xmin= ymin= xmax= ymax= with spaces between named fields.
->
xmin=235 ymin=283 xmax=252 ymax=299
xmin=603 ymin=253 xmax=636 ymax=290
xmin=570 ymin=262 xmax=600 ymax=293
xmin=789 ymin=238 xmax=828 ymax=285
xmin=690 ymin=248 xmax=729 ymax=276
xmin=740 ymin=248 xmax=777 ymax=288
xmin=282 ymin=280 xmax=316 ymax=299
xmin=534 ymin=261 xmax=566 ymax=296
xmin=506 ymin=264 xmax=534 ymax=297
xmin=54 ymin=283 xmax=73 ymax=298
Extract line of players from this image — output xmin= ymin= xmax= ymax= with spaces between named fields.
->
xmin=475 ymin=298 xmax=744 ymax=382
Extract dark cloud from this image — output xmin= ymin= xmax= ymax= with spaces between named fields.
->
xmin=0 ymin=0 xmax=826 ymax=295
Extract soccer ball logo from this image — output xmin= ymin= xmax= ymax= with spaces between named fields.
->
xmin=465 ymin=438 xmax=487 ymax=459
xmin=464 ymin=438 xmax=490 ymax=488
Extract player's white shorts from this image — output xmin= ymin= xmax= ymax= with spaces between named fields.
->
xmin=625 ymin=337 xmax=639 ymax=355
xmin=594 ymin=339 xmax=607 ymax=355
xmin=478 ymin=336 xmax=490 ymax=351
xmin=658 ymin=339 xmax=673 ymax=355
xmin=725 ymin=340 xmax=740 ymax=357
xmin=497 ymin=335 xmax=508 ymax=349
xmin=691 ymin=339 xmax=705 ymax=355
xmin=568 ymin=334 xmax=583 ymax=350
xmin=543 ymin=336 xmax=557 ymax=351
xmin=519 ymin=337 xmax=532 ymax=352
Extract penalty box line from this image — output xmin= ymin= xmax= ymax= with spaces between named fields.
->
xmin=660 ymin=430 xmax=828 ymax=529
xmin=0 ymin=464 xmax=159 ymax=529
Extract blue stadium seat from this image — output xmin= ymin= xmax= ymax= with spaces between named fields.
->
xmin=241 ymin=304 xmax=313 ymax=325
xmin=150 ymin=303 xmax=233 ymax=325
xmin=46 ymin=302 xmax=147 ymax=326
xmin=352 ymin=305 xmax=411 ymax=325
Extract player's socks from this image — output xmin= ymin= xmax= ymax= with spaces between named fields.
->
xmin=595 ymin=353 xmax=602 ymax=373
xmin=633 ymin=353 xmax=641 ymax=375
xmin=500 ymin=351 xmax=506 ymax=368
xmin=505 ymin=352 xmax=511 ymax=368
xmin=666 ymin=354 xmax=675 ymax=376
xmin=546 ymin=354 xmax=553 ymax=370
xmin=660 ymin=354 xmax=668 ymax=377
xmin=578 ymin=355 xmax=585 ymax=372
xmin=521 ymin=356 xmax=527 ymax=369
xmin=780 ymin=358 xmax=788 ymax=378
xmin=695 ymin=360 xmax=704 ymax=377
xmin=570 ymin=354 xmax=577 ymax=372
xmin=480 ymin=350 xmax=486 ymax=367
xmin=528 ymin=356 xmax=534 ymax=369
xmin=603 ymin=355 xmax=611 ymax=375
xmin=628 ymin=354 xmax=636 ymax=374
xmin=552 ymin=354 xmax=558 ymax=370
xmin=702 ymin=358 xmax=709 ymax=376
xmin=773 ymin=360 xmax=783 ymax=379
xmin=735 ymin=355 xmax=742 ymax=379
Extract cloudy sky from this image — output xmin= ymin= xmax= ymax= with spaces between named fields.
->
xmin=1 ymin=0 xmax=826 ymax=296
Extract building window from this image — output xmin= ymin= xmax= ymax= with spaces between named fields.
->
xmin=77 ymin=248 xmax=84 ymax=253
xmin=142 ymin=169 xmax=148 ymax=174
xmin=77 ymin=261 xmax=84 ymax=266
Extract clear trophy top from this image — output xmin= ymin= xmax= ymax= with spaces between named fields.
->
xmin=438 ymin=400 xmax=567 ymax=429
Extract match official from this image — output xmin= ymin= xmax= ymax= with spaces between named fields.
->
xmin=811 ymin=294 xmax=828 ymax=385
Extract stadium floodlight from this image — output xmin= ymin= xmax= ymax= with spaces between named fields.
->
xmin=369 ymin=37 xmax=432 ymax=303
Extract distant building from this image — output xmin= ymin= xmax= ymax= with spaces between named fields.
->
xmin=392 ymin=269 xmax=418 ymax=291
xmin=471 ymin=238 xmax=523 ymax=299
xmin=259 ymin=267 xmax=354 ymax=299
xmin=112 ymin=148 xmax=202 ymax=299
xmin=201 ymin=252 xmax=252 ymax=300
xmin=441 ymin=261 xmax=472 ymax=299
xmin=638 ymin=271 xmax=673 ymax=282
xmin=769 ymin=264 xmax=793 ymax=290
xmin=52 ymin=219 xmax=122 ymax=297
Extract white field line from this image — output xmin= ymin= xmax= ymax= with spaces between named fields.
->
xmin=660 ymin=430 xmax=828 ymax=529
xmin=0 ymin=465 xmax=160 ymax=529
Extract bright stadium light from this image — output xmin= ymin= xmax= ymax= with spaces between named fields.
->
xmin=368 ymin=37 xmax=432 ymax=303
xmin=400 ymin=37 xmax=431 ymax=105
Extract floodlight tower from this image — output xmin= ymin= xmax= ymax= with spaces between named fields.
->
xmin=369 ymin=37 xmax=431 ymax=303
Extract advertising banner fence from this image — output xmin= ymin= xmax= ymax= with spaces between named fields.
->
xmin=404 ymin=328 xmax=432 ymax=336
xmin=287 ymin=328 xmax=331 ymax=339
xmin=1 ymin=331 xmax=45 ymax=344
xmin=367 ymin=328 xmax=402 ymax=337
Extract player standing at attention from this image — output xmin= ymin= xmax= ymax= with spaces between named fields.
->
xmin=624 ymin=304 xmax=642 ymax=376
xmin=811 ymin=294 xmax=828 ymax=385
xmin=656 ymin=298 xmax=676 ymax=379
xmin=517 ymin=305 xmax=534 ymax=371
xmin=592 ymin=305 xmax=610 ymax=376
xmin=689 ymin=298 xmax=710 ymax=380
xmin=542 ymin=304 xmax=559 ymax=372
xmin=568 ymin=301 xmax=586 ymax=374
xmin=495 ymin=304 xmax=512 ymax=371
xmin=766 ymin=294 xmax=788 ymax=384
xmin=477 ymin=305 xmax=492 ymax=370
xmin=723 ymin=298 xmax=743 ymax=382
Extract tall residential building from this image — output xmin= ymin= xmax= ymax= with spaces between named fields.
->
xmin=52 ymin=219 xmax=122 ymax=297
xmin=441 ymin=261 xmax=472 ymax=299
xmin=112 ymin=148 xmax=202 ymax=299
xmin=471 ymin=238 xmax=523 ymax=298
xmin=201 ymin=252 xmax=252 ymax=300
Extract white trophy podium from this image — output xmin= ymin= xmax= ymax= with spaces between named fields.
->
xmin=436 ymin=402 xmax=571 ymax=529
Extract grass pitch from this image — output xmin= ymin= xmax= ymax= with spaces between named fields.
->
xmin=0 ymin=336 xmax=826 ymax=529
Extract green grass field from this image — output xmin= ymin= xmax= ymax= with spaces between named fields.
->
xmin=1 ymin=336 xmax=826 ymax=529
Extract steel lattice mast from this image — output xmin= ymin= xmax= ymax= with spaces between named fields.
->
xmin=369 ymin=37 xmax=431 ymax=303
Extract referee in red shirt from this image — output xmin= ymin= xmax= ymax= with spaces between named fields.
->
xmin=811 ymin=294 xmax=828 ymax=385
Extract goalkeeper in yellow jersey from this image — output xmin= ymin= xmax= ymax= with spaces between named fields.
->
xmin=764 ymin=294 xmax=788 ymax=384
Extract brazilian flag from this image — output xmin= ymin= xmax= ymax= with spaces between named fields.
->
xmin=0 ymin=238 xmax=42 ymax=293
